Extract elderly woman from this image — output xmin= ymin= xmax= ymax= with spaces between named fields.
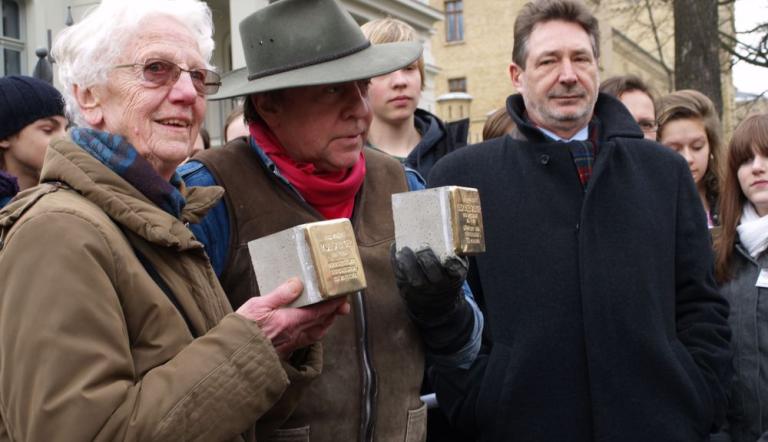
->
xmin=0 ymin=1 xmax=348 ymax=441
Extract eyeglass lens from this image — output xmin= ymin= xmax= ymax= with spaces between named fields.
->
xmin=142 ymin=59 xmax=220 ymax=95
xmin=638 ymin=120 xmax=658 ymax=132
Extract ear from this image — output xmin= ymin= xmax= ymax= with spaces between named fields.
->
xmin=251 ymin=94 xmax=281 ymax=128
xmin=0 ymin=138 xmax=10 ymax=150
xmin=509 ymin=63 xmax=525 ymax=92
xmin=73 ymin=84 xmax=105 ymax=128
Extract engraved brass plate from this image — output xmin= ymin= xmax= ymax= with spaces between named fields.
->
xmin=305 ymin=220 xmax=367 ymax=298
xmin=448 ymin=187 xmax=486 ymax=255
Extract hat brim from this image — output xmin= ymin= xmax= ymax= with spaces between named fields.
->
xmin=210 ymin=41 xmax=422 ymax=101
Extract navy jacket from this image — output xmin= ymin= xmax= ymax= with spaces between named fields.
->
xmin=405 ymin=108 xmax=468 ymax=180
xmin=428 ymin=93 xmax=732 ymax=441
xmin=0 ymin=171 xmax=18 ymax=209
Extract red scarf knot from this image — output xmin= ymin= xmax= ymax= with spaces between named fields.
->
xmin=249 ymin=121 xmax=366 ymax=220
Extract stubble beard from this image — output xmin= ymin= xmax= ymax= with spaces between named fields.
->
xmin=532 ymin=91 xmax=597 ymax=135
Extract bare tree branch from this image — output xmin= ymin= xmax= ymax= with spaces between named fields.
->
xmin=644 ymin=0 xmax=674 ymax=90
xmin=720 ymin=29 xmax=768 ymax=68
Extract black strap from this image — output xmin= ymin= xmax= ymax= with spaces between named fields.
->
xmin=122 ymin=229 xmax=198 ymax=338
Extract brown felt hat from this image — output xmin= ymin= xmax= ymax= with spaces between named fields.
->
xmin=211 ymin=0 xmax=422 ymax=100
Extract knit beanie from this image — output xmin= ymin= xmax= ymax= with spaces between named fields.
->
xmin=0 ymin=76 xmax=65 ymax=140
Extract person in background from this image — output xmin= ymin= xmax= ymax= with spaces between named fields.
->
xmin=0 ymin=75 xmax=67 ymax=208
xmin=223 ymin=104 xmax=249 ymax=143
xmin=714 ymin=113 xmax=768 ymax=442
xmin=361 ymin=17 xmax=469 ymax=180
xmin=482 ymin=107 xmax=514 ymax=141
xmin=0 ymin=1 xmax=348 ymax=440
xmin=362 ymin=17 xmax=477 ymax=442
xmin=404 ymin=0 xmax=732 ymax=440
xmin=190 ymin=127 xmax=210 ymax=158
xmin=199 ymin=127 xmax=211 ymax=150
xmin=657 ymin=89 xmax=724 ymax=227
xmin=599 ymin=74 xmax=658 ymax=140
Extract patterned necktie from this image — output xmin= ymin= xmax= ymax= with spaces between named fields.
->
xmin=568 ymin=140 xmax=595 ymax=189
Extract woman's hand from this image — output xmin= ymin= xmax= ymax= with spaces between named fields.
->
xmin=236 ymin=278 xmax=351 ymax=358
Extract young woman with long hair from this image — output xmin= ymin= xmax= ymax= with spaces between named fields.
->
xmin=714 ymin=113 xmax=768 ymax=441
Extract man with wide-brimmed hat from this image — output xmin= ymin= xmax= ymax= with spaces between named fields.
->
xmin=179 ymin=0 xmax=483 ymax=440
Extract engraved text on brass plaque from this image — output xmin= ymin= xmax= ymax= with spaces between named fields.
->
xmin=449 ymin=187 xmax=486 ymax=255
xmin=305 ymin=221 xmax=367 ymax=298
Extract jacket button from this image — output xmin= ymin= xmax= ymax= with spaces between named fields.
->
xmin=539 ymin=154 xmax=550 ymax=165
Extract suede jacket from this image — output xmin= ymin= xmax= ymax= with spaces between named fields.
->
xmin=0 ymin=138 xmax=320 ymax=442
xmin=428 ymin=93 xmax=733 ymax=442
xmin=187 ymin=141 xmax=429 ymax=442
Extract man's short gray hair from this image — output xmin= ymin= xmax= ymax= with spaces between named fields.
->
xmin=52 ymin=0 xmax=214 ymax=126
xmin=512 ymin=0 xmax=600 ymax=68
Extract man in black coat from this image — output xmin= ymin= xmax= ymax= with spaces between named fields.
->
xmin=392 ymin=0 xmax=733 ymax=440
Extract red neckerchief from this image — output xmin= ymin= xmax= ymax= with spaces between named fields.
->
xmin=249 ymin=121 xmax=365 ymax=220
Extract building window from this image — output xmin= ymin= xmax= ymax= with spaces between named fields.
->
xmin=448 ymin=77 xmax=467 ymax=93
xmin=445 ymin=0 xmax=464 ymax=42
xmin=1 ymin=0 xmax=24 ymax=76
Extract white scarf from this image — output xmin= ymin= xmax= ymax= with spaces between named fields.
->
xmin=737 ymin=202 xmax=768 ymax=258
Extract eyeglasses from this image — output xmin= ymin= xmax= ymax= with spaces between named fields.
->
xmin=637 ymin=119 xmax=658 ymax=133
xmin=113 ymin=59 xmax=222 ymax=96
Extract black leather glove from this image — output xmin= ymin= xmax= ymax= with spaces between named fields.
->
xmin=391 ymin=245 xmax=474 ymax=354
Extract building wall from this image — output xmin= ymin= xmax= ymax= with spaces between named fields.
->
xmin=429 ymin=0 xmax=519 ymax=144
xmin=6 ymin=0 xmax=740 ymax=144
xmin=428 ymin=0 xmax=737 ymax=143
xmin=597 ymin=0 xmax=676 ymax=91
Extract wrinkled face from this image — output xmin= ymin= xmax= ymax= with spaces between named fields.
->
xmin=510 ymin=20 xmax=599 ymax=139
xmin=620 ymin=89 xmax=657 ymax=140
xmin=256 ymin=80 xmax=372 ymax=172
xmin=738 ymin=150 xmax=768 ymax=217
xmin=659 ymin=118 xmax=710 ymax=186
xmin=0 ymin=116 xmax=67 ymax=183
xmin=81 ymin=16 xmax=206 ymax=180
xmin=368 ymin=61 xmax=422 ymax=125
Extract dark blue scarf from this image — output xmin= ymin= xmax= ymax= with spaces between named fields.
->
xmin=70 ymin=128 xmax=186 ymax=218
xmin=0 ymin=170 xmax=19 ymax=208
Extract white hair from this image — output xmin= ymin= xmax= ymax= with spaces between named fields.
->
xmin=52 ymin=0 xmax=214 ymax=126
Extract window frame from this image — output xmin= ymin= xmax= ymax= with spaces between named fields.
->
xmin=445 ymin=0 xmax=464 ymax=42
xmin=448 ymin=77 xmax=467 ymax=93
xmin=1 ymin=0 xmax=26 ymax=76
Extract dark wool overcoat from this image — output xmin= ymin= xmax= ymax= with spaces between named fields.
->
xmin=428 ymin=93 xmax=733 ymax=442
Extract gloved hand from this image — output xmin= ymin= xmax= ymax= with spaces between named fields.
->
xmin=391 ymin=245 xmax=474 ymax=354
xmin=390 ymin=245 xmax=468 ymax=320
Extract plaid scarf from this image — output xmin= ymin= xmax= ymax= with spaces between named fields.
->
xmin=566 ymin=121 xmax=601 ymax=190
xmin=70 ymin=128 xmax=186 ymax=218
xmin=569 ymin=141 xmax=595 ymax=189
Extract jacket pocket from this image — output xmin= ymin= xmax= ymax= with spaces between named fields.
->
xmin=669 ymin=339 xmax=714 ymax=435
xmin=404 ymin=402 xmax=427 ymax=442
xmin=266 ymin=425 xmax=310 ymax=442
xmin=475 ymin=343 xmax=513 ymax=429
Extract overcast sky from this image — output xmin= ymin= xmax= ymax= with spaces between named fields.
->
xmin=733 ymin=0 xmax=768 ymax=95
